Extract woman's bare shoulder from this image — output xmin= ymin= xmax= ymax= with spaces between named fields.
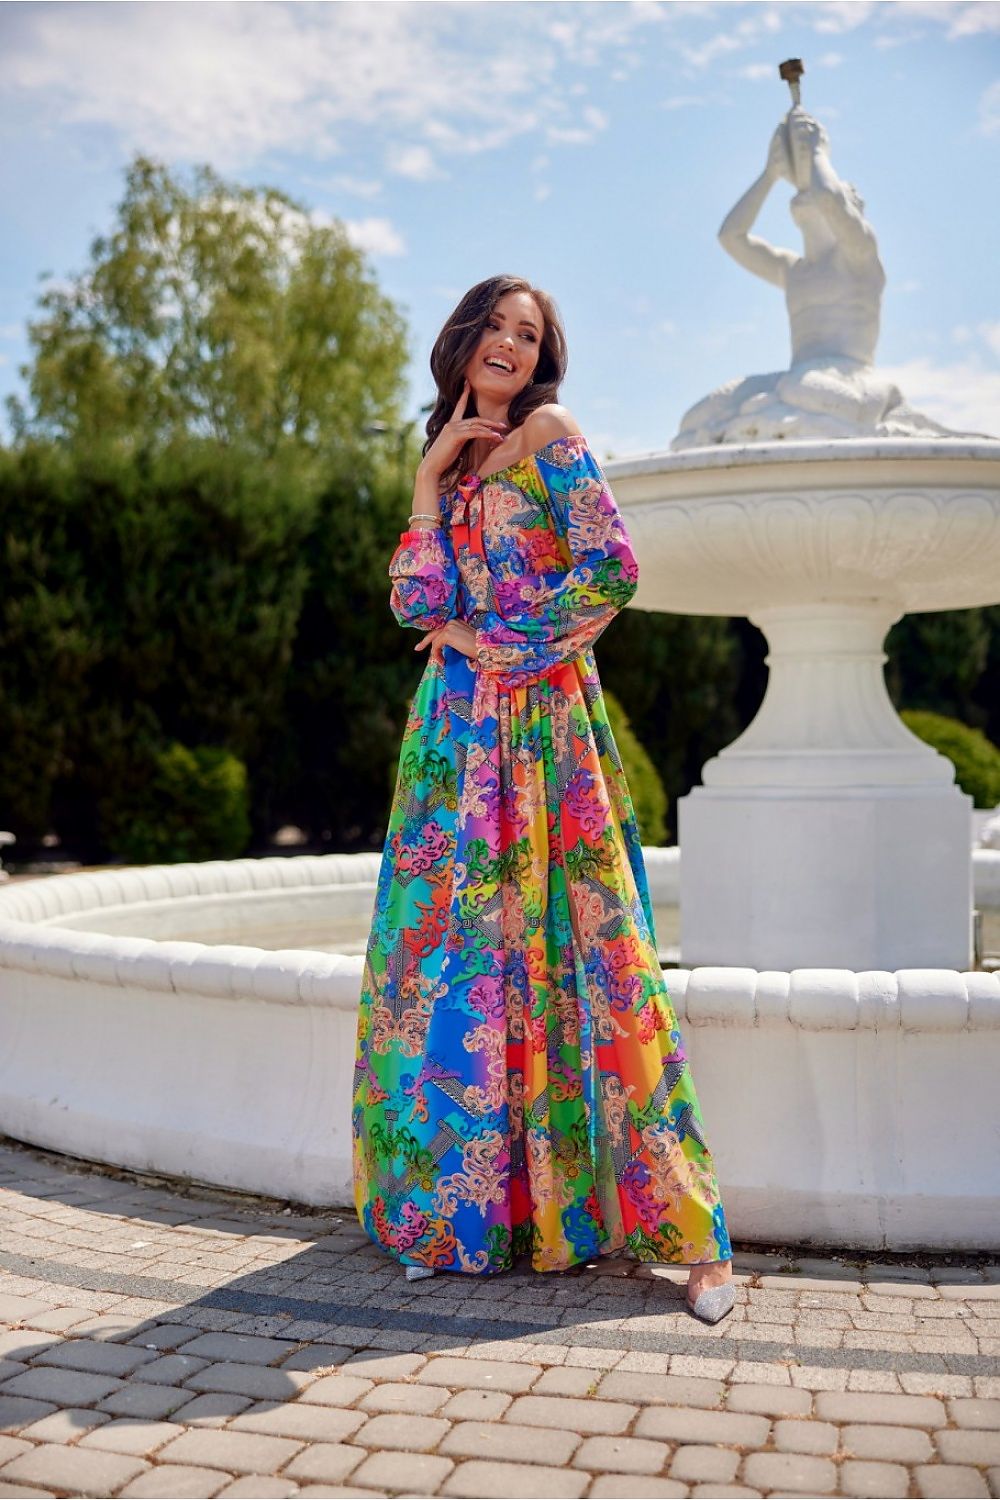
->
xmin=520 ymin=403 xmax=584 ymax=447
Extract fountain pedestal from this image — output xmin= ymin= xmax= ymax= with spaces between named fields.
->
xmin=605 ymin=439 xmax=1000 ymax=972
xmin=680 ymin=602 xmax=972 ymax=968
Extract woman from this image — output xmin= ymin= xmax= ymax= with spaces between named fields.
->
xmin=352 ymin=275 xmax=735 ymax=1324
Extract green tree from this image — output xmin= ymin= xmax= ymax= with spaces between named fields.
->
xmin=886 ymin=609 xmax=990 ymax=726
xmin=7 ymin=155 xmax=409 ymax=459
xmin=973 ymin=606 xmax=1000 ymax=749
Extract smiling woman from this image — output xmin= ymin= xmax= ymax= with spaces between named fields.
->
xmin=420 ymin=276 xmax=569 ymax=496
xmin=351 ymin=274 xmax=737 ymax=1325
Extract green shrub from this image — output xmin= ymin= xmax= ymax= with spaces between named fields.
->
xmin=99 ymin=741 xmax=252 ymax=864
xmin=901 ymin=710 xmax=1000 ymax=809
xmin=602 ymin=690 xmax=669 ymax=845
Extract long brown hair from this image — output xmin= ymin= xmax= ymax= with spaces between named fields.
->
xmin=424 ymin=275 xmax=568 ymax=492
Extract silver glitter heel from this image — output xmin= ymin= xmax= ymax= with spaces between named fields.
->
xmin=687 ymin=1281 xmax=736 ymax=1323
xmin=404 ymin=1265 xmax=436 ymax=1282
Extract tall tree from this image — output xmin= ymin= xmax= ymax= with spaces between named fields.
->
xmin=7 ymin=155 xmax=409 ymax=458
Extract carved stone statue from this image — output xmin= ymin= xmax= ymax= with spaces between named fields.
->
xmin=672 ymin=105 xmax=990 ymax=447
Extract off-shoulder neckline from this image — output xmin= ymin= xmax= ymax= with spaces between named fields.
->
xmin=460 ymin=431 xmax=583 ymax=488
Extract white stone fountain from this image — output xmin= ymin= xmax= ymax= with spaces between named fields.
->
xmin=605 ymin=69 xmax=1000 ymax=974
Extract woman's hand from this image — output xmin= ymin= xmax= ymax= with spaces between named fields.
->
xmin=419 ymin=378 xmax=508 ymax=483
xmin=414 ymin=620 xmax=478 ymax=662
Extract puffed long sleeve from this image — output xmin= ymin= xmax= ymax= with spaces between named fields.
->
xmin=388 ymin=528 xmax=459 ymax=630
xmin=475 ymin=436 xmax=638 ymax=685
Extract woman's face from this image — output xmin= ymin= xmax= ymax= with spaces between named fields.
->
xmin=464 ymin=289 xmax=543 ymax=407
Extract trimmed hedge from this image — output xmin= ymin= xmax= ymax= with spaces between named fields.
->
xmin=901 ymin=710 xmax=1000 ymax=808
xmin=0 ymin=438 xmax=317 ymax=858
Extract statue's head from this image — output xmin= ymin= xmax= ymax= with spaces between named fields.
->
xmin=787 ymin=107 xmax=829 ymax=151
xmin=786 ymin=107 xmax=830 ymax=188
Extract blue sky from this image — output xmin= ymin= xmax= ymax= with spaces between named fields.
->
xmin=1 ymin=0 xmax=998 ymax=454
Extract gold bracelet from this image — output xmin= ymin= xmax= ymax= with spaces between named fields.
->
xmin=407 ymin=512 xmax=438 ymax=525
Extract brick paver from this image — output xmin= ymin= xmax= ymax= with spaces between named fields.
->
xmin=0 ymin=1441 xmax=148 ymax=1494
xmin=0 ymin=1140 xmax=997 ymax=1497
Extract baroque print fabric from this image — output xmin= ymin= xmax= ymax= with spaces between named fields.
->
xmin=353 ymin=433 xmax=732 ymax=1274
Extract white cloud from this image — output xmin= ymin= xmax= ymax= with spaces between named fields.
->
xmin=979 ymin=79 xmax=1000 ymax=137
xmin=879 ymin=355 xmax=1000 ymax=440
xmin=679 ymin=3 xmax=865 ymax=75
xmin=981 ymin=322 xmax=1000 ymax=358
xmin=952 ymin=321 xmax=1000 ymax=359
xmin=0 ymin=2 xmax=655 ymax=170
xmin=423 ymin=116 xmax=541 ymax=157
xmin=696 ymin=320 xmax=759 ymax=351
xmin=2 ymin=0 xmax=991 ymax=187
xmin=873 ymin=30 xmax=924 ymax=49
xmin=546 ymin=105 xmax=609 ymax=147
xmin=811 ymin=2 xmax=876 ymax=35
xmin=386 ymin=144 xmax=441 ymax=182
xmin=682 ymin=32 xmax=745 ymax=69
xmin=942 ymin=1 xmax=1000 ymax=35
xmin=546 ymin=126 xmax=595 ymax=146
xmin=343 ymin=217 xmax=407 ymax=258
xmin=660 ymin=95 xmax=706 ymax=111
xmin=328 ymin=174 xmax=382 ymax=200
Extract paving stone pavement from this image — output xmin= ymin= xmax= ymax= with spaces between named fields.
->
xmin=0 ymin=1139 xmax=997 ymax=1499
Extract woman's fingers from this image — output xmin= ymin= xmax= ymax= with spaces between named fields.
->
xmin=450 ymin=378 xmax=471 ymax=422
xmin=414 ymin=622 xmax=477 ymax=661
xmin=456 ymin=418 xmax=508 ymax=438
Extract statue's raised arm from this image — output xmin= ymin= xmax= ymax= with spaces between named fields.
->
xmin=785 ymin=109 xmax=879 ymax=269
xmin=717 ymin=123 xmax=799 ymax=290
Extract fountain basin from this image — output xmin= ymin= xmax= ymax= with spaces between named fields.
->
xmin=605 ymin=438 xmax=1000 ymax=971
xmin=0 ymin=854 xmax=997 ymax=1249
xmin=605 ymin=438 xmax=1000 ymax=616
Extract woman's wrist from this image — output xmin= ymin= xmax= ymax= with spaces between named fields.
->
xmin=408 ymin=464 xmax=443 ymax=530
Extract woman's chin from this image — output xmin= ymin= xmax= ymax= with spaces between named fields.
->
xmin=468 ymin=375 xmax=527 ymax=404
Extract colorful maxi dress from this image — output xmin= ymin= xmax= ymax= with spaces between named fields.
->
xmin=353 ymin=433 xmax=732 ymax=1275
